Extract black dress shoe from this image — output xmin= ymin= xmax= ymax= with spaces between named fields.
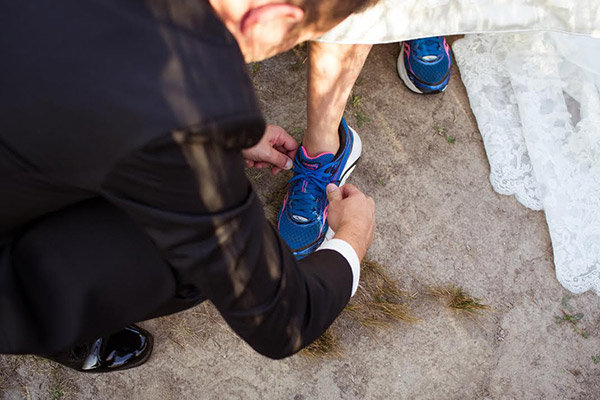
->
xmin=47 ymin=324 xmax=153 ymax=373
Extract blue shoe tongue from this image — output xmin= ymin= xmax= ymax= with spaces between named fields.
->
xmin=415 ymin=38 xmax=442 ymax=62
xmin=290 ymin=147 xmax=335 ymax=223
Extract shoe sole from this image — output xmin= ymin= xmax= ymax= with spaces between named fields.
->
xmin=339 ymin=125 xmax=362 ymax=186
xmin=324 ymin=125 xmax=362 ymax=241
xmin=397 ymin=43 xmax=449 ymax=95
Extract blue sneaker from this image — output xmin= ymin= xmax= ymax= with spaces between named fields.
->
xmin=277 ymin=118 xmax=362 ymax=259
xmin=397 ymin=36 xmax=452 ymax=94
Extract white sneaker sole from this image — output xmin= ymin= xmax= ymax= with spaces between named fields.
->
xmin=325 ymin=124 xmax=362 ymax=240
xmin=397 ymin=43 xmax=424 ymax=94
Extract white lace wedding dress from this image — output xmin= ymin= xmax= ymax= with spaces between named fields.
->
xmin=320 ymin=0 xmax=599 ymax=44
xmin=453 ymin=33 xmax=600 ymax=295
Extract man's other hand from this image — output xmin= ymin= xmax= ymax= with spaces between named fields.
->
xmin=242 ymin=125 xmax=298 ymax=175
xmin=326 ymin=183 xmax=375 ymax=261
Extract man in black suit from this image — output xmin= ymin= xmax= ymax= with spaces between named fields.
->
xmin=0 ymin=0 xmax=377 ymax=372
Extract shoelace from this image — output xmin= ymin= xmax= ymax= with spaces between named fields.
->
xmin=412 ymin=37 xmax=443 ymax=59
xmin=287 ymin=157 xmax=338 ymax=221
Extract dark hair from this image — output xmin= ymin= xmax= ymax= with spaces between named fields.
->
xmin=292 ymin=0 xmax=379 ymax=30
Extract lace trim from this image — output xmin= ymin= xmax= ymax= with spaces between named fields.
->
xmin=454 ymin=33 xmax=600 ymax=294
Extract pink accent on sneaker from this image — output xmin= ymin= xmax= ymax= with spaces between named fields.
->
xmin=321 ymin=206 xmax=329 ymax=232
xmin=277 ymin=194 xmax=289 ymax=228
xmin=300 ymin=146 xmax=334 ymax=161
xmin=443 ymin=39 xmax=451 ymax=69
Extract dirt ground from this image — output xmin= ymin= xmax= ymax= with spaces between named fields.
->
xmin=2 ymin=41 xmax=600 ymax=400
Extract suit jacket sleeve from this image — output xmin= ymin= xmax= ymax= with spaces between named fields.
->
xmin=101 ymin=130 xmax=354 ymax=359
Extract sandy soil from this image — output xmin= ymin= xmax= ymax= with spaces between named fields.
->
xmin=2 ymin=41 xmax=599 ymax=400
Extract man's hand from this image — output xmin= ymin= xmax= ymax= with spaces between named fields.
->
xmin=326 ymin=183 xmax=375 ymax=261
xmin=242 ymin=125 xmax=298 ymax=175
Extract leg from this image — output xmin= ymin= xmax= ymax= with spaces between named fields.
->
xmin=277 ymin=42 xmax=370 ymax=257
xmin=302 ymin=42 xmax=372 ymax=156
xmin=1 ymin=199 xmax=194 ymax=370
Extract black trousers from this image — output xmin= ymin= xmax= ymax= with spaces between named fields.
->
xmin=1 ymin=132 xmax=352 ymax=359
xmin=1 ymin=198 xmax=202 ymax=356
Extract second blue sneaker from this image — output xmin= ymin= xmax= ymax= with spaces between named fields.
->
xmin=397 ymin=36 xmax=452 ymax=94
xmin=277 ymin=118 xmax=362 ymax=259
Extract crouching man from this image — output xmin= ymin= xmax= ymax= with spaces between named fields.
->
xmin=0 ymin=0 xmax=377 ymax=372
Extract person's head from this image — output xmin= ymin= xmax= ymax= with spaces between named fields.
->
xmin=209 ymin=0 xmax=378 ymax=61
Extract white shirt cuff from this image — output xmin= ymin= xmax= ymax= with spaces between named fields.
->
xmin=317 ymin=238 xmax=360 ymax=297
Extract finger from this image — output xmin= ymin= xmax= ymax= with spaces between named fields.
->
xmin=268 ymin=125 xmax=299 ymax=152
xmin=254 ymin=162 xmax=271 ymax=169
xmin=368 ymin=196 xmax=376 ymax=212
xmin=326 ymin=184 xmax=342 ymax=203
xmin=275 ymin=145 xmax=296 ymax=162
xmin=278 ymin=133 xmax=299 ymax=152
xmin=271 ymin=139 xmax=297 ymax=161
xmin=245 ymin=160 xmax=254 ymax=167
xmin=266 ymin=147 xmax=293 ymax=170
xmin=286 ymin=147 xmax=298 ymax=161
xmin=264 ymin=124 xmax=283 ymax=138
xmin=274 ymin=144 xmax=297 ymax=162
xmin=340 ymin=183 xmax=361 ymax=197
xmin=271 ymin=166 xmax=282 ymax=175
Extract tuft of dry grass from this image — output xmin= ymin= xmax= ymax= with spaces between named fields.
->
xmin=1 ymin=355 xmax=52 ymax=399
xmin=245 ymin=168 xmax=264 ymax=184
xmin=165 ymin=304 xmax=228 ymax=349
xmin=427 ymin=285 xmax=490 ymax=315
xmin=346 ymin=259 xmax=418 ymax=327
xmin=301 ymin=330 xmax=340 ymax=358
xmin=302 ymin=259 xmax=416 ymax=357
xmin=48 ymin=366 xmax=76 ymax=400
xmin=290 ymin=43 xmax=308 ymax=71
xmin=248 ymin=62 xmax=262 ymax=76
xmin=166 ymin=315 xmax=200 ymax=349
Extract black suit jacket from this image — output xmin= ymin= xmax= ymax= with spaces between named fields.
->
xmin=0 ymin=0 xmax=353 ymax=358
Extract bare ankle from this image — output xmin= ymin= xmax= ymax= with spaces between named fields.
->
xmin=302 ymin=132 xmax=340 ymax=157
